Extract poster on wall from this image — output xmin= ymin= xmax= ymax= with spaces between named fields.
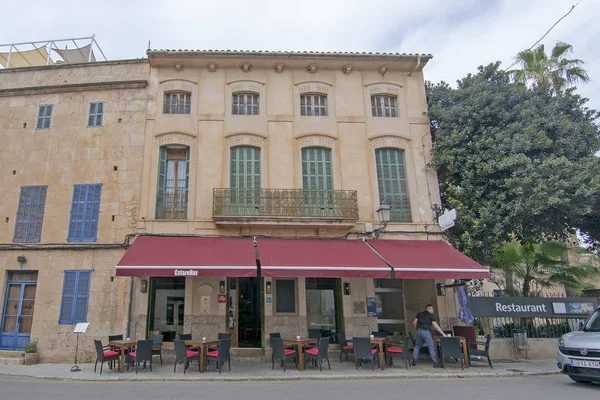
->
xmin=366 ymin=296 xmax=377 ymax=317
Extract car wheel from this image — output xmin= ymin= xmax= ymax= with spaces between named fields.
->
xmin=568 ymin=375 xmax=591 ymax=384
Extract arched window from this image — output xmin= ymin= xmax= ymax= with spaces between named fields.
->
xmin=163 ymin=92 xmax=191 ymax=114
xmin=375 ymin=148 xmax=411 ymax=222
xmin=371 ymin=95 xmax=398 ymax=117
xmin=156 ymin=146 xmax=189 ymax=219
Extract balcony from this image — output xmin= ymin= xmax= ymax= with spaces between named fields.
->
xmin=156 ymin=192 xmax=188 ymax=220
xmin=213 ymin=189 xmax=359 ymax=227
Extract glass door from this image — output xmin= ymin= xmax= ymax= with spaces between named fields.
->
xmin=0 ymin=271 xmax=38 ymax=350
xmin=306 ymin=278 xmax=341 ymax=340
xmin=374 ymin=279 xmax=406 ymax=335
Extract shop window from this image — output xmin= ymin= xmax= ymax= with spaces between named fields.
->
xmin=374 ymin=278 xmax=405 ymax=335
xmin=306 ymin=278 xmax=341 ymax=338
xmin=274 ymin=279 xmax=296 ymax=314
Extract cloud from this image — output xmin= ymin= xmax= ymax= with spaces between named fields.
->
xmin=1 ymin=0 xmax=598 ymax=109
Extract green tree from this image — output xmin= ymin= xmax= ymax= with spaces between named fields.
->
xmin=492 ymin=241 xmax=598 ymax=297
xmin=427 ymin=63 xmax=600 ymax=266
xmin=509 ymin=42 xmax=590 ymax=93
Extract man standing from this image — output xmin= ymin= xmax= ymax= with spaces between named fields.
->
xmin=412 ymin=304 xmax=446 ymax=368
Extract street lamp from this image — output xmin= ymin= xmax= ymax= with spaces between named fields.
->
xmin=376 ymin=201 xmax=391 ymax=228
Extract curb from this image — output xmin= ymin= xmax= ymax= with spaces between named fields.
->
xmin=0 ymin=370 xmax=560 ymax=382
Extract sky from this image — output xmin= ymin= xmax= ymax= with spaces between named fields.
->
xmin=1 ymin=0 xmax=599 ymax=110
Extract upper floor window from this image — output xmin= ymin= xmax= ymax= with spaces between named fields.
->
xmin=36 ymin=104 xmax=53 ymax=129
xmin=87 ymin=102 xmax=104 ymax=127
xmin=375 ymin=148 xmax=411 ymax=222
xmin=232 ymin=93 xmax=259 ymax=115
xmin=68 ymin=184 xmax=102 ymax=242
xmin=371 ymin=95 xmax=398 ymax=118
xmin=300 ymin=94 xmax=327 ymax=116
xmin=13 ymin=185 xmax=48 ymax=243
xmin=156 ymin=147 xmax=189 ymax=219
xmin=163 ymin=92 xmax=191 ymax=114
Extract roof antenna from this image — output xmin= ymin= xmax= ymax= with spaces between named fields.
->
xmin=147 ymin=40 xmax=151 ymax=50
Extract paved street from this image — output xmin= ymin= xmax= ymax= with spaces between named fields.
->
xmin=0 ymin=375 xmax=597 ymax=399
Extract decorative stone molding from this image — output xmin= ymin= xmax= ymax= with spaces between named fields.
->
xmin=155 ymin=131 xmax=196 ymax=146
xmin=297 ymin=134 xmax=335 ymax=149
xmin=241 ymin=62 xmax=252 ymax=72
xmin=379 ymin=66 xmax=388 ymax=76
xmin=227 ymin=133 xmax=265 ymax=148
xmin=228 ymin=80 xmax=264 ymax=94
xmin=306 ymin=63 xmax=317 ymax=73
xmin=370 ymin=135 xmax=410 ymax=149
xmin=295 ymin=81 xmax=332 ymax=95
xmin=160 ymin=79 xmax=196 ymax=93
xmin=365 ymin=82 xmax=402 ymax=97
xmin=274 ymin=63 xmax=285 ymax=73
xmin=208 ymin=62 xmax=218 ymax=72
xmin=342 ymin=64 xmax=353 ymax=74
xmin=174 ymin=63 xmax=183 ymax=71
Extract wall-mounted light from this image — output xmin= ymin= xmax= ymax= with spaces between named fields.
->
xmin=265 ymin=281 xmax=272 ymax=295
xmin=372 ymin=201 xmax=391 ymax=239
xmin=17 ymin=255 xmax=27 ymax=269
xmin=219 ymin=281 xmax=226 ymax=294
xmin=436 ymin=283 xmax=446 ymax=296
xmin=343 ymin=282 xmax=351 ymax=296
xmin=140 ymin=279 xmax=148 ymax=294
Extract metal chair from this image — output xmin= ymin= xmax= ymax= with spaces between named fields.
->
xmin=271 ymin=337 xmax=297 ymax=371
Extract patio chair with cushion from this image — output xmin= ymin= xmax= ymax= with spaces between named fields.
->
xmin=206 ymin=338 xmax=231 ymax=374
xmin=94 ymin=340 xmax=120 ymax=375
xmin=177 ymin=333 xmax=198 ymax=352
xmin=151 ymin=334 xmax=164 ymax=364
xmin=304 ymin=337 xmax=331 ymax=371
xmin=270 ymin=332 xmax=296 ymax=350
xmin=386 ymin=335 xmax=411 ymax=369
xmin=127 ymin=339 xmax=154 ymax=374
xmin=353 ymin=337 xmax=379 ymax=371
xmin=271 ymin=337 xmax=297 ymax=371
xmin=438 ymin=337 xmax=464 ymax=370
xmin=467 ymin=334 xmax=493 ymax=369
xmin=107 ymin=334 xmax=124 ymax=368
xmin=336 ymin=332 xmax=354 ymax=363
xmin=173 ymin=339 xmax=200 ymax=374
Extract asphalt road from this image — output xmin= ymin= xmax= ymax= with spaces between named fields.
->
xmin=0 ymin=375 xmax=597 ymax=399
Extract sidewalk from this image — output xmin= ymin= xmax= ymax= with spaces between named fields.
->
xmin=0 ymin=358 xmax=559 ymax=382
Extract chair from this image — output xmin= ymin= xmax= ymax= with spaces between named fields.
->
xmin=173 ymin=339 xmax=200 ymax=374
xmin=453 ymin=326 xmax=477 ymax=352
xmin=270 ymin=332 xmax=296 ymax=350
xmin=385 ymin=336 xmax=411 ymax=369
xmin=94 ymin=340 xmax=120 ymax=375
xmin=127 ymin=339 xmax=153 ymax=374
xmin=336 ymin=332 xmax=354 ymax=362
xmin=438 ymin=337 xmax=464 ymax=370
xmin=107 ymin=334 xmax=124 ymax=368
xmin=151 ymin=334 xmax=164 ymax=364
xmin=304 ymin=337 xmax=331 ymax=371
xmin=271 ymin=337 xmax=297 ymax=371
xmin=208 ymin=333 xmax=231 ymax=352
xmin=353 ymin=337 xmax=379 ymax=370
xmin=206 ymin=338 xmax=231 ymax=374
xmin=467 ymin=335 xmax=493 ymax=369
xmin=177 ymin=333 xmax=198 ymax=352
xmin=372 ymin=331 xmax=388 ymax=338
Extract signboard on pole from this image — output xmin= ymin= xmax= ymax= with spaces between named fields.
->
xmin=468 ymin=296 xmax=598 ymax=318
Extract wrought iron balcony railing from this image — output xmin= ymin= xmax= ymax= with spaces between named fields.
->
xmin=156 ymin=191 xmax=188 ymax=220
xmin=213 ymin=188 xmax=359 ymax=220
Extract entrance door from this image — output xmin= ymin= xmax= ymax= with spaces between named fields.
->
xmin=0 ymin=271 xmax=38 ymax=350
xmin=165 ymin=298 xmax=185 ymax=337
xmin=227 ymin=278 xmax=261 ymax=348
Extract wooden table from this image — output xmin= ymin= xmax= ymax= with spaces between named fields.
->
xmin=185 ymin=339 xmax=219 ymax=373
xmin=370 ymin=338 xmax=388 ymax=370
xmin=282 ymin=338 xmax=317 ymax=371
xmin=108 ymin=339 xmax=137 ymax=373
xmin=433 ymin=336 xmax=470 ymax=368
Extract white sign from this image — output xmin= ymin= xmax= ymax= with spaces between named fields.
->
xmin=438 ymin=208 xmax=457 ymax=231
xmin=174 ymin=269 xmax=198 ymax=276
xmin=73 ymin=323 xmax=89 ymax=334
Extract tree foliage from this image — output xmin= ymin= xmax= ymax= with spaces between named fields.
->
xmin=427 ymin=63 xmax=600 ymax=265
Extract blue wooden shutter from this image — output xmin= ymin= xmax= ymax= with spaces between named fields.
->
xmin=13 ymin=186 xmax=47 ymax=243
xmin=156 ymin=147 xmax=167 ymax=219
xmin=59 ymin=271 xmax=77 ymax=324
xmin=375 ymin=148 xmax=412 ymax=222
xmin=74 ymin=271 xmax=91 ymax=323
xmin=85 ymin=184 xmax=102 ymax=241
xmin=68 ymin=184 xmax=102 ymax=242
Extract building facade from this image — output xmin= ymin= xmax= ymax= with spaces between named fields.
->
xmin=0 ymin=49 xmax=488 ymax=362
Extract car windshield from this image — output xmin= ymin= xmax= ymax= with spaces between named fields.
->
xmin=583 ymin=309 xmax=600 ymax=332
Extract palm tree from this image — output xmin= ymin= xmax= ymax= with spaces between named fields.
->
xmin=509 ymin=42 xmax=590 ymax=93
xmin=491 ymin=241 xmax=597 ymax=297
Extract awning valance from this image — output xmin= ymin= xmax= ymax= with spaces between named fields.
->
xmin=367 ymin=240 xmax=490 ymax=279
xmin=115 ymin=236 xmax=257 ymax=277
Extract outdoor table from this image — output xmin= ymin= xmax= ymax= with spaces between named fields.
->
xmin=282 ymin=338 xmax=317 ymax=371
xmin=185 ymin=339 xmax=220 ymax=373
xmin=108 ymin=339 xmax=137 ymax=373
xmin=370 ymin=337 xmax=388 ymax=370
xmin=433 ymin=336 xmax=470 ymax=368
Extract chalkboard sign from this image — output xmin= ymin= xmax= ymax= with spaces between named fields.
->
xmin=366 ymin=296 xmax=377 ymax=317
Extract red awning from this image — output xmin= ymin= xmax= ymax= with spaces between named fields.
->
xmin=257 ymin=238 xmax=392 ymax=278
xmin=367 ymin=240 xmax=490 ymax=279
xmin=116 ymin=236 xmax=257 ymax=277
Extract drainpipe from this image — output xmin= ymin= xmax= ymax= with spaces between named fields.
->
xmin=126 ymin=277 xmax=134 ymax=338
xmin=408 ymin=55 xmax=421 ymax=76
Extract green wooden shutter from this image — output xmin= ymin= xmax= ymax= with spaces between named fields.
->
xmin=375 ymin=148 xmax=411 ymax=222
xmin=230 ymin=146 xmax=261 ymax=215
xmin=156 ymin=147 xmax=167 ymax=219
xmin=183 ymin=148 xmax=190 ymax=218
xmin=302 ymin=147 xmax=333 ymax=216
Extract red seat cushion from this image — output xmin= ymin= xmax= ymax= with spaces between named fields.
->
xmin=305 ymin=348 xmax=318 ymax=356
xmin=186 ymin=350 xmax=199 ymax=358
xmin=152 ymin=348 xmax=161 ymax=352
xmin=371 ymin=349 xmax=378 ymax=355
xmin=206 ymin=350 xmax=219 ymax=357
xmin=129 ymin=351 xmax=137 ymax=357
xmin=387 ymin=346 xmax=403 ymax=354
xmin=103 ymin=350 xmax=119 ymax=358
xmin=284 ymin=349 xmax=296 ymax=356
xmin=342 ymin=345 xmax=354 ymax=350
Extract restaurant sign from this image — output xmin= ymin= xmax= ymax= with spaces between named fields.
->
xmin=174 ymin=269 xmax=198 ymax=276
xmin=468 ymin=296 xmax=598 ymax=318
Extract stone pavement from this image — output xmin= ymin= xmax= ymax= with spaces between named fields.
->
xmin=0 ymin=358 xmax=559 ymax=382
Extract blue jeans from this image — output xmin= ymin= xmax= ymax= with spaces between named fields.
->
xmin=413 ymin=329 xmax=438 ymax=364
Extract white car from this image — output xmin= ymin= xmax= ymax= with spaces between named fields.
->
xmin=557 ymin=306 xmax=600 ymax=384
